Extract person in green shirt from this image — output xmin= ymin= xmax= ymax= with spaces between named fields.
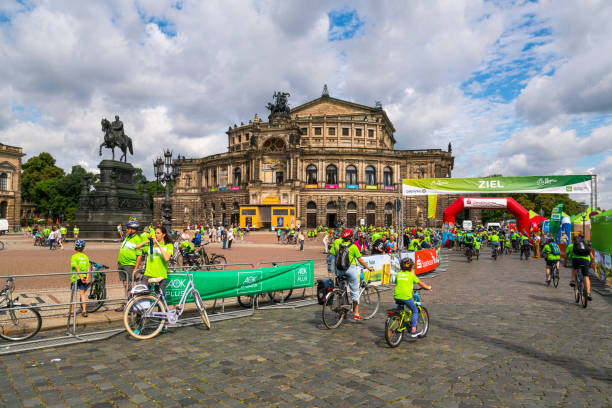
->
xmin=542 ymin=237 xmax=561 ymax=285
xmin=489 ymin=231 xmax=500 ymax=257
xmin=115 ymin=220 xmax=143 ymax=310
xmin=331 ymin=229 xmax=374 ymax=320
xmin=394 ymin=257 xmax=432 ymax=337
xmin=519 ymin=232 xmax=530 ymax=260
xmin=66 ymin=240 xmax=91 ymax=317
xmin=408 ymin=236 xmax=421 ymax=251
xmin=568 ymin=235 xmax=592 ymax=300
xmin=73 ymin=226 xmax=79 ymax=240
xmin=134 ymin=226 xmax=174 ymax=294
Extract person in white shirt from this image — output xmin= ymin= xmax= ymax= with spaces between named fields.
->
xmin=227 ymin=228 xmax=234 ymax=249
xmin=323 ymin=233 xmax=329 ymax=254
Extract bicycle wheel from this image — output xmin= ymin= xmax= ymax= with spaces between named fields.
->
xmin=86 ymin=279 xmax=107 ymax=313
xmin=210 ymin=255 xmax=226 ymax=270
xmin=359 ymin=284 xmax=380 ymax=320
xmin=552 ymin=266 xmax=559 ymax=288
xmin=123 ymin=295 xmax=166 ymax=340
xmin=384 ymin=315 xmax=403 ymax=347
xmin=237 ymin=295 xmax=254 ymax=308
xmin=0 ymin=241 xmax=4 ymax=250
xmin=574 ymin=283 xmax=581 ymax=303
xmin=269 ymin=289 xmax=293 ymax=303
xmin=581 ymin=280 xmax=588 ymax=308
xmin=322 ymin=289 xmax=345 ymax=329
xmin=192 ymin=290 xmax=210 ymax=329
xmin=416 ymin=306 xmax=430 ymax=338
xmin=0 ymin=305 xmax=42 ymax=341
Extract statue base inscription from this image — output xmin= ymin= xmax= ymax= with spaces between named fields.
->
xmin=73 ymin=160 xmax=152 ymax=238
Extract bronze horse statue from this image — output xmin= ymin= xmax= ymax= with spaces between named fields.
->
xmin=99 ymin=117 xmax=133 ymax=162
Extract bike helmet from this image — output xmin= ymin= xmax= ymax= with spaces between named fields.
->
xmin=74 ymin=239 xmax=86 ymax=250
xmin=126 ymin=220 xmax=140 ymax=230
xmin=400 ymin=257 xmax=414 ymax=271
xmin=341 ymin=229 xmax=353 ymax=239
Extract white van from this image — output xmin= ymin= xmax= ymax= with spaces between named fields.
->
xmin=486 ymin=222 xmax=501 ymax=230
xmin=462 ymin=220 xmax=473 ymax=231
xmin=0 ymin=219 xmax=8 ymax=234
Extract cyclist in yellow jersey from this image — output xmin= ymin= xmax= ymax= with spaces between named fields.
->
xmin=134 ymin=225 xmax=174 ymax=294
xmin=394 ymin=258 xmax=431 ymax=337
xmin=66 ymin=240 xmax=91 ymax=317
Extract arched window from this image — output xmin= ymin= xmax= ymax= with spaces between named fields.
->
xmin=365 ymin=166 xmax=376 ymax=185
xmin=326 ymin=201 xmax=337 ymax=210
xmin=0 ymin=201 xmax=7 ymax=218
xmin=366 ymin=201 xmax=376 ymax=211
xmin=234 ymin=168 xmax=241 ymax=186
xmin=306 ymin=164 xmax=317 ymax=184
xmin=221 ymin=202 xmax=226 ymax=211
xmin=306 ymin=201 xmax=317 ymax=210
xmin=0 ymin=173 xmax=7 ymax=191
xmin=384 ymin=167 xmax=393 ymax=187
xmin=346 ymin=165 xmax=357 ymax=185
xmin=326 ymin=165 xmax=337 ymax=185
xmin=233 ymin=202 xmax=240 ymax=211
xmin=347 ymin=201 xmax=357 ymax=210
xmin=385 ymin=202 xmax=393 ymax=211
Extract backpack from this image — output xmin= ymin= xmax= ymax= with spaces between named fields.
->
xmin=550 ymin=243 xmax=560 ymax=256
xmin=335 ymin=243 xmax=351 ymax=271
xmin=573 ymin=241 xmax=590 ymax=256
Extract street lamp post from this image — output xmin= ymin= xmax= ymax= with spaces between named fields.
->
xmin=337 ymin=196 xmax=345 ymax=229
xmin=153 ymin=149 xmax=180 ymax=232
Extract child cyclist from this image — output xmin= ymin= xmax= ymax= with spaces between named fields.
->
xmin=394 ymin=258 xmax=432 ymax=337
xmin=66 ymin=240 xmax=91 ymax=317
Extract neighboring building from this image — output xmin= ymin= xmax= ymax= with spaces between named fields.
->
xmin=0 ymin=143 xmax=25 ymax=228
xmin=161 ymin=89 xmax=454 ymax=229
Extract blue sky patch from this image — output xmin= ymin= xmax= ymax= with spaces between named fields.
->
xmin=328 ymin=9 xmax=363 ymax=41
xmin=11 ymin=103 xmax=41 ymax=123
xmin=136 ymin=6 xmax=177 ymax=37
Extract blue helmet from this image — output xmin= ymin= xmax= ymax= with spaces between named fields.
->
xmin=126 ymin=220 xmax=140 ymax=230
xmin=75 ymin=239 xmax=86 ymax=250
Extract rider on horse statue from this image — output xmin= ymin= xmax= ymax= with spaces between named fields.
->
xmin=100 ymin=115 xmax=134 ymax=162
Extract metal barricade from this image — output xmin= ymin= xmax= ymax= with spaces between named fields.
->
xmin=0 ymin=269 xmax=133 ymax=355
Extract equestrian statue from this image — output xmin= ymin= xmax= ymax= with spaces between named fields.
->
xmin=99 ymin=115 xmax=134 ymax=162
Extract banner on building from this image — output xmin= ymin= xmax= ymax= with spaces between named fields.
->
xmin=402 ymin=175 xmax=592 ymax=196
xmin=164 ymin=261 xmax=314 ymax=305
xmin=427 ymin=195 xmax=438 ymax=218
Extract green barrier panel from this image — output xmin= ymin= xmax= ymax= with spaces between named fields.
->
xmin=164 ymin=260 xmax=314 ymax=305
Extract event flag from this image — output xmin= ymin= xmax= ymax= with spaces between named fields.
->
xmin=402 ymin=175 xmax=592 ymax=196
xmin=549 ymin=203 xmax=564 ymax=238
xmin=427 ymin=195 xmax=437 ymax=218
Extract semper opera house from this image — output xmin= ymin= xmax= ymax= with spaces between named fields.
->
xmin=162 ymin=88 xmax=454 ymax=230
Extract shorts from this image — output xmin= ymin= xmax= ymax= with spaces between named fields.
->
xmin=117 ymin=264 xmax=136 ymax=282
xmin=545 ymin=259 xmax=559 ymax=268
xmin=71 ymin=280 xmax=88 ymax=291
xmin=572 ymin=258 xmax=590 ymax=278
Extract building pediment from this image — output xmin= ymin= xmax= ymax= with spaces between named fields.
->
xmin=291 ymin=96 xmax=376 ymax=117
xmin=0 ymin=161 xmax=17 ymax=171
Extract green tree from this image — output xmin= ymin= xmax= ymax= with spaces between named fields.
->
xmin=21 ymin=152 xmax=64 ymax=203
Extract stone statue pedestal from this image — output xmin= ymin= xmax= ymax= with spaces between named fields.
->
xmin=73 ymin=160 xmax=152 ymax=238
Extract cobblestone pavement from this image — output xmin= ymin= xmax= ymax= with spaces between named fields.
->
xmin=1 ymin=248 xmax=610 ymax=407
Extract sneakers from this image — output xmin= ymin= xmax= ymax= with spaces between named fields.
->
xmin=352 ymin=314 xmax=363 ymax=321
xmin=587 ymin=293 xmax=592 ymax=301
xmin=569 ymin=280 xmax=576 ymax=287
xmin=546 ymin=278 xmax=551 ymax=286
xmin=410 ymin=329 xmax=420 ymax=338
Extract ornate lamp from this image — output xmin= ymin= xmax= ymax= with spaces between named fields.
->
xmin=154 ymin=150 xmax=181 ymax=231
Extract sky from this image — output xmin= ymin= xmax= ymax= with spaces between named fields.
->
xmin=1 ymin=0 xmax=611 ymax=209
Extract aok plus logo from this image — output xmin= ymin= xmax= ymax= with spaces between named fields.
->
xmin=167 ymin=279 xmax=186 ymax=289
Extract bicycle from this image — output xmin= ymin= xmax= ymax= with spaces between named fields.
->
xmin=321 ymin=271 xmax=381 ymax=329
xmin=84 ymin=261 xmax=108 ymax=313
xmin=547 ymin=262 xmax=560 ymax=288
xmin=123 ymin=270 xmax=210 ymax=340
xmin=572 ymin=264 xmax=589 ymax=308
xmin=0 ymin=277 xmax=42 ymax=341
xmin=465 ymin=245 xmax=473 ymax=263
xmin=199 ymin=243 xmax=227 ymax=270
xmin=520 ymin=243 xmax=531 ymax=260
xmin=384 ymin=288 xmax=430 ymax=348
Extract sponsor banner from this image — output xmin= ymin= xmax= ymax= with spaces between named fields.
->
xmin=463 ymin=197 xmax=507 ymax=209
xmin=209 ymin=188 xmax=217 ymax=192
xmin=231 ymin=186 xmax=241 ymax=190
xmin=346 ymin=184 xmax=359 ymax=189
xmin=325 ymin=184 xmax=338 ymax=189
xmin=304 ymin=184 xmax=318 ymax=189
xmin=402 ymin=175 xmax=592 ymax=196
xmin=383 ymin=186 xmax=395 ymax=190
xmin=362 ymin=249 xmax=439 ymax=280
xmin=164 ymin=261 xmax=314 ymax=305
xmin=365 ymin=185 xmax=378 ymax=190
xmin=427 ymin=195 xmax=437 ymax=218
xmin=219 ymin=187 xmax=227 ymax=191
xmin=415 ymin=248 xmax=438 ymax=274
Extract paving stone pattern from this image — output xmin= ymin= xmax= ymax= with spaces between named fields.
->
xmin=0 ymin=248 xmax=610 ymax=407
